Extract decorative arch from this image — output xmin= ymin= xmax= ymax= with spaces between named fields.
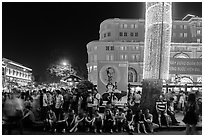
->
xmin=173 ymin=52 xmax=190 ymax=58
xmin=128 ymin=67 xmax=137 ymax=82
xmin=180 ymin=76 xmax=194 ymax=84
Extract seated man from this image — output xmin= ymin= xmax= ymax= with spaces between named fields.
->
xmin=167 ymin=97 xmax=180 ymax=125
xmin=156 ymin=95 xmax=170 ymax=127
xmin=93 ymin=110 xmax=103 ymax=133
xmin=44 ymin=107 xmax=57 ymax=132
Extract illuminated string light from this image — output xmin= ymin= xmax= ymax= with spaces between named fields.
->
xmin=143 ymin=2 xmax=172 ymax=80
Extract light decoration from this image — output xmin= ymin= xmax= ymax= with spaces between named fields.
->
xmin=143 ymin=2 xmax=172 ymax=80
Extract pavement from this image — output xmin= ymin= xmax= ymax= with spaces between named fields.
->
xmin=2 ymin=111 xmax=202 ymax=135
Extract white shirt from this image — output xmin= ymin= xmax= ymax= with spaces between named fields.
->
xmin=55 ymin=94 xmax=63 ymax=109
xmin=43 ymin=93 xmax=48 ymax=107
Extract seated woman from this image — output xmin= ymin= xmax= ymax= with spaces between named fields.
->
xmin=103 ymin=109 xmax=114 ymax=133
xmin=44 ymin=106 xmax=57 ymax=132
xmin=93 ymin=110 xmax=103 ymax=133
xmin=85 ymin=112 xmax=95 ymax=132
xmin=134 ymin=109 xmax=147 ymax=134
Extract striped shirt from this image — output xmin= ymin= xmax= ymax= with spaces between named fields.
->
xmin=156 ymin=100 xmax=167 ymax=112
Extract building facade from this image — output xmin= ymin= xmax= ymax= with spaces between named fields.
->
xmin=2 ymin=58 xmax=33 ymax=87
xmin=87 ymin=14 xmax=202 ymax=92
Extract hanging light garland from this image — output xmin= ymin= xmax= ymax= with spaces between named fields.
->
xmin=143 ymin=2 xmax=172 ymax=80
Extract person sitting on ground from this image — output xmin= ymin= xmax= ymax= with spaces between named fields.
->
xmin=167 ymin=97 xmax=180 ymax=125
xmin=44 ymin=106 xmax=57 ymax=132
xmin=134 ymin=109 xmax=147 ymax=134
xmin=85 ymin=112 xmax=95 ymax=132
xmin=143 ymin=109 xmax=158 ymax=133
xmin=103 ymin=109 xmax=114 ymax=133
xmin=55 ymin=110 xmax=68 ymax=133
xmin=69 ymin=111 xmax=85 ymax=133
xmin=22 ymin=105 xmax=36 ymax=128
xmin=125 ymin=109 xmax=134 ymax=134
xmin=114 ymin=108 xmax=126 ymax=132
xmin=156 ymin=94 xmax=170 ymax=127
xmin=67 ymin=109 xmax=76 ymax=132
xmin=93 ymin=109 xmax=103 ymax=133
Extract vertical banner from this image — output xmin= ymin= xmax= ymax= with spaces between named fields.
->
xmin=98 ymin=61 xmax=128 ymax=104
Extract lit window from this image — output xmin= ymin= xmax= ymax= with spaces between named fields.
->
xmin=184 ymin=33 xmax=187 ymax=37
xmin=108 ymin=32 xmax=111 ymax=36
xmin=119 ymin=32 xmax=123 ymax=36
xmin=134 ymin=24 xmax=138 ymax=28
xmin=180 ymin=33 xmax=183 ymax=37
xmin=184 ymin=25 xmax=187 ymax=29
xmin=124 ymin=46 xmax=127 ymax=50
xmin=197 ymin=39 xmax=201 ymax=43
xmin=124 ymin=24 xmax=128 ymax=28
xmin=90 ymin=66 xmax=92 ymax=72
xmin=106 ymin=46 xmax=109 ymax=50
xmin=94 ymin=46 xmax=97 ymax=50
xmin=93 ymin=65 xmax=97 ymax=71
xmin=180 ymin=25 xmax=183 ymax=29
xmin=130 ymin=32 xmax=134 ymax=36
xmin=110 ymin=46 xmax=114 ymax=50
xmin=135 ymin=32 xmax=138 ymax=37
xmin=120 ymin=46 xmax=124 ymax=50
xmin=197 ymin=30 xmax=201 ymax=35
xmin=120 ymin=24 xmax=123 ymax=28
xmin=106 ymin=54 xmax=110 ymax=61
xmin=124 ymin=32 xmax=127 ymax=36
xmin=132 ymin=54 xmax=136 ymax=60
xmin=173 ymin=33 xmax=176 ymax=37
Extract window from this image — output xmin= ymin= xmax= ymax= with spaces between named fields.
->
xmin=106 ymin=54 xmax=110 ymax=61
xmin=124 ymin=46 xmax=127 ymax=50
xmin=180 ymin=25 xmax=183 ymax=29
xmin=184 ymin=25 xmax=187 ymax=29
xmin=124 ymin=32 xmax=127 ymax=36
xmin=173 ymin=33 xmax=176 ymax=37
xmin=124 ymin=55 xmax=127 ymax=60
xmin=94 ymin=46 xmax=97 ymax=50
xmin=197 ymin=39 xmax=201 ymax=43
xmin=132 ymin=54 xmax=136 ymax=60
xmin=110 ymin=55 xmax=114 ymax=61
xmin=134 ymin=24 xmax=138 ymax=28
xmin=173 ymin=25 xmax=176 ymax=29
xmin=119 ymin=32 xmax=123 ymax=36
xmin=135 ymin=32 xmax=138 ymax=37
xmin=13 ymin=70 xmax=15 ymax=75
xmin=180 ymin=33 xmax=183 ymax=37
xmin=124 ymin=24 xmax=127 ymax=28
xmin=106 ymin=46 xmax=109 ymax=50
xmin=108 ymin=32 xmax=111 ymax=36
xmin=184 ymin=33 xmax=187 ymax=37
xmin=197 ymin=30 xmax=201 ymax=35
xmin=120 ymin=46 xmax=124 ymax=50
xmin=130 ymin=32 xmax=134 ymax=36
xmin=120 ymin=54 xmax=124 ymax=60
xmin=110 ymin=46 xmax=114 ymax=50
xmin=90 ymin=66 xmax=92 ymax=72
xmin=104 ymin=33 xmax=106 ymax=38
xmin=131 ymin=24 xmax=134 ymax=28
xmin=120 ymin=24 xmax=123 ymax=28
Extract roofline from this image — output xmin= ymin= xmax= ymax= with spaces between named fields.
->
xmin=3 ymin=58 xmax=32 ymax=71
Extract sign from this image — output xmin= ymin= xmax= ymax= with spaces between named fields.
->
xmin=98 ymin=61 xmax=128 ymax=104
xmin=169 ymin=58 xmax=202 ymax=75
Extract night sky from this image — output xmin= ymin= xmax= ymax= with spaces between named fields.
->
xmin=2 ymin=2 xmax=202 ymax=82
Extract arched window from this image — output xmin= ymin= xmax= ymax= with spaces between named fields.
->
xmin=173 ymin=53 xmax=189 ymax=58
xmin=128 ymin=67 xmax=137 ymax=82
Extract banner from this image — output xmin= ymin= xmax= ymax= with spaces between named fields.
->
xmin=98 ymin=61 xmax=128 ymax=104
xmin=169 ymin=58 xmax=202 ymax=75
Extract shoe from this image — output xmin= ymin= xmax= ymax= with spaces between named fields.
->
xmin=144 ymin=131 xmax=148 ymax=134
xmin=54 ymin=129 xmax=57 ymax=133
xmin=62 ymin=129 xmax=66 ymax=133
xmin=138 ymin=131 xmax=141 ymax=134
xmin=110 ymin=129 xmax=113 ymax=133
xmin=99 ymin=130 xmax=102 ymax=133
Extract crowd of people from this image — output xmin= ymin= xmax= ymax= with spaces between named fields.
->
xmin=2 ymin=86 xmax=202 ymax=135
